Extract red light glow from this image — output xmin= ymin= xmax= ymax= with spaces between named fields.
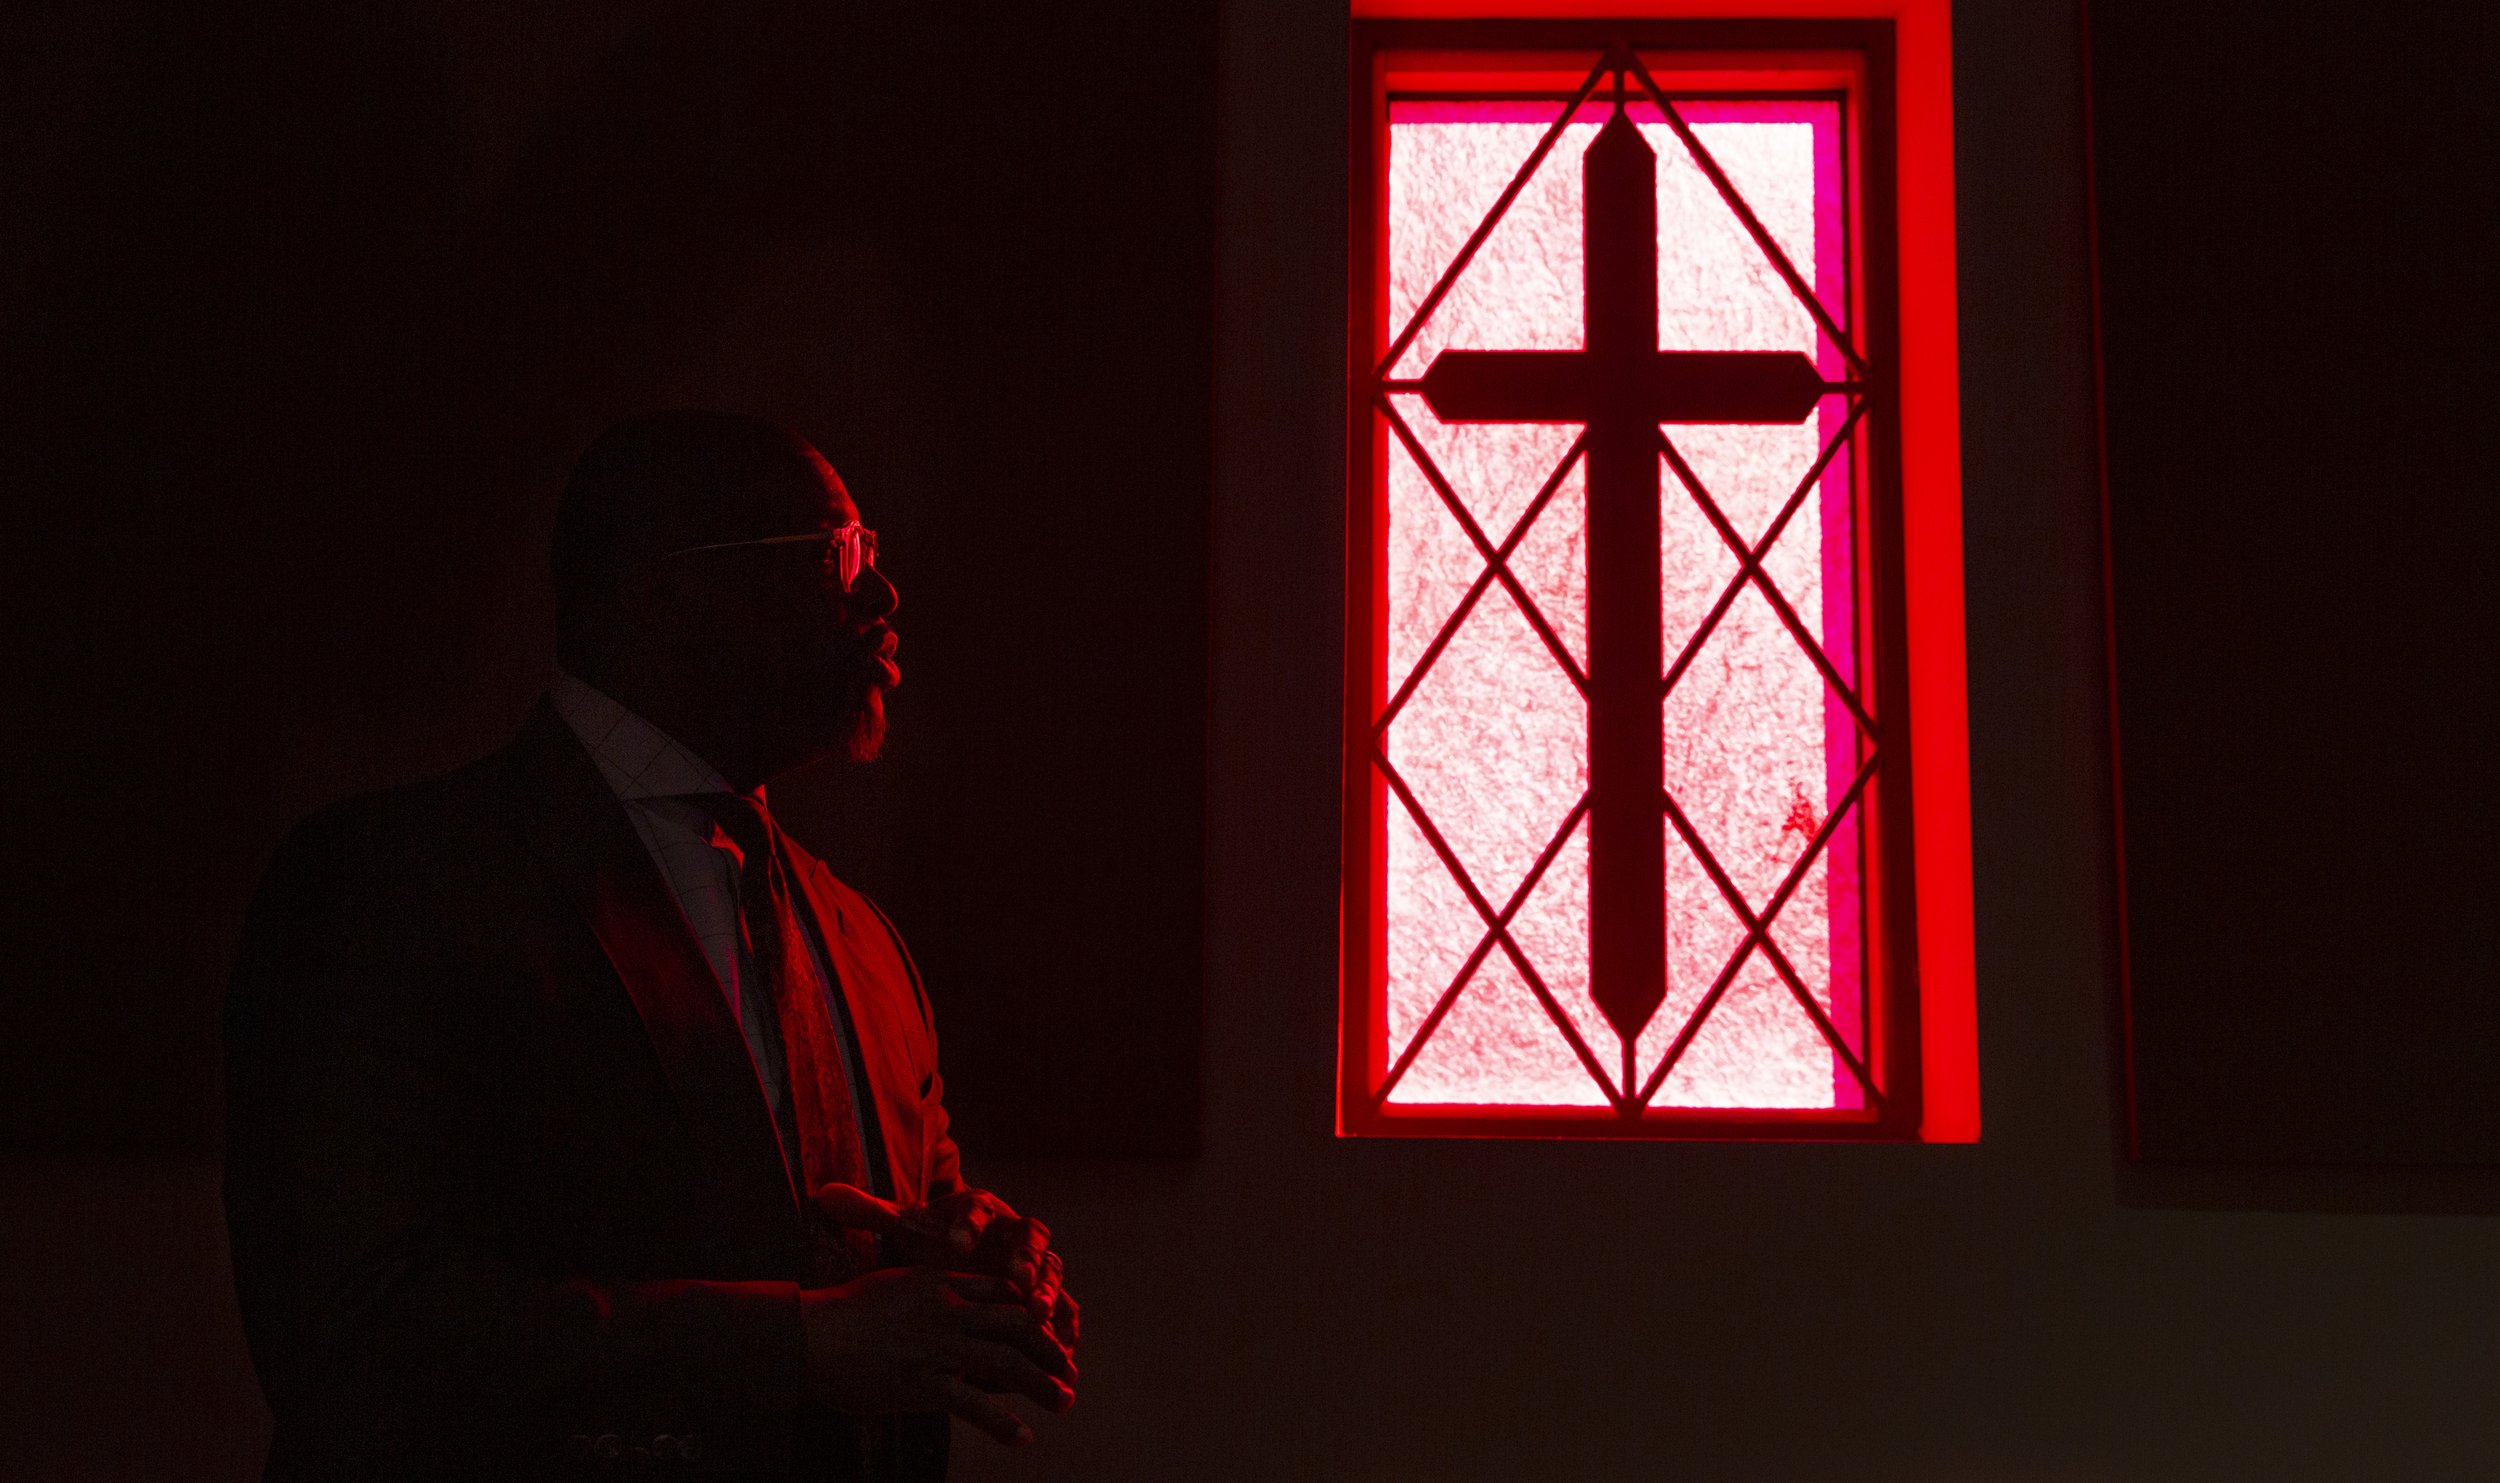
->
xmin=1344 ymin=6 xmax=1975 ymax=1142
xmin=1379 ymin=97 xmax=1862 ymax=1111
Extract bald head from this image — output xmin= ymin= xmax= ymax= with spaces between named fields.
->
xmin=552 ymin=410 xmax=842 ymax=611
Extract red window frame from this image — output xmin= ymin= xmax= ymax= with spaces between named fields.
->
xmin=1340 ymin=2 xmax=1974 ymax=1142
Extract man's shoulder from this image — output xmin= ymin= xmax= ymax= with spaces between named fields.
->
xmin=244 ymin=727 xmax=581 ymax=971
xmin=230 ymin=741 xmax=548 ymax=1021
xmin=272 ymin=744 xmax=526 ymax=886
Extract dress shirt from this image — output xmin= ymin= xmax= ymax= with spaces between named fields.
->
xmin=548 ymin=671 xmax=880 ymax=1194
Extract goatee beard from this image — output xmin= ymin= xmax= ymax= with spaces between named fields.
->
xmin=841 ymin=693 xmax=887 ymax=763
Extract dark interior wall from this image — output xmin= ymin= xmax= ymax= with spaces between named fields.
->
xmin=1 ymin=0 xmax=1210 ymax=1163
xmin=5 ymin=2 xmax=2497 ymax=1481
xmin=2091 ymin=1 xmax=2500 ymax=1166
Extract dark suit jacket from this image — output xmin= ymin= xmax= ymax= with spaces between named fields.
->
xmin=224 ymin=701 xmax=963 ymax=1481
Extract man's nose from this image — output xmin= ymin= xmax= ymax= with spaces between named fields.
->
xmin=851 ymin=563 xmax=898 ymax=620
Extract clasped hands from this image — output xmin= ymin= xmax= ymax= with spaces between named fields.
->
xmin=799 ymin=1184 xmax=1079 ymax=1447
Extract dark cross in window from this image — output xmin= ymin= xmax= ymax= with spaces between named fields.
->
xmin=1416 ymin=85 xmax=1835 ymax=1062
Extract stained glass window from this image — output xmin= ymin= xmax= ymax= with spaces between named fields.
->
xmin=1342 ymin=18 xmax=1973 ymax=1140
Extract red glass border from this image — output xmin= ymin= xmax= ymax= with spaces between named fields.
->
xmin=1341 ymin=8 xmax=1974 ymax=1142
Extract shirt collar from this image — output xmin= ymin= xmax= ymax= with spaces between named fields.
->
xmin=549 ymin=669 xmax=757 ymax=804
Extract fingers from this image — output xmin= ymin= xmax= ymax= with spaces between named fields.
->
xmin=956 ymin=1297 xmax=1078 ymax=1383
xmin=936 ymin=1271 xmax=1018 ymax=1301
xmin=946 ymin=1336 xmax=1077 ymax=1414
xmin=812 ymin=1182 xmax=904 ymax=1235
xmin=1021 ymin=1250 xmax=1064 ymax=1336
xmin=1051 ymin=1287 xmax=1080 ymax=1350
xmin=903 ymin=1190 xmax=1010 ymax=1260
xmin=1028 ymin=1249 xmax=1063 ymax=1305
xmin=897 ymin=1209 xmax=976 ymax=1259
xmin=985 ymin=1216 xmax=1052 ymax=1293
xmin=930 ymin=1374 xmax=1033 ymax=1448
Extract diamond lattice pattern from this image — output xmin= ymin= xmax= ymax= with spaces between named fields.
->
xmin=1378 ymin=93 xmax=1871 ymax=1112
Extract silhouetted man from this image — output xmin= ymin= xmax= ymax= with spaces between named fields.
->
xmin=224 ymin=411 xmax=1076 ymax=1482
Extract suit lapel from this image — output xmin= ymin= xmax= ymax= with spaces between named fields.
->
xmin=502 ymin=701 xmax=805 ymax=1264
xmin=791 ymin=857 xmax=925 ymax=1206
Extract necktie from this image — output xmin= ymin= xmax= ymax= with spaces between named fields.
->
xmin=689 ymin=793 xmax=880 ymax=1285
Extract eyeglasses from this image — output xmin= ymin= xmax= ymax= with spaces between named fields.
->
xmin=655 ymin=524 xmax=880 ymax=594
